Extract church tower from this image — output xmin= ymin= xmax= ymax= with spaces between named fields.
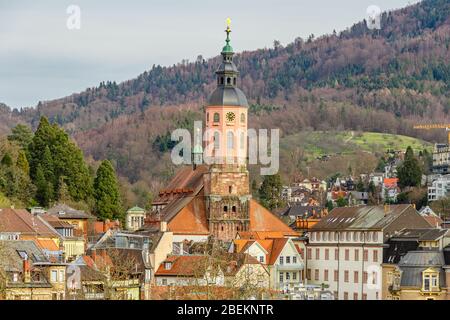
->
xmin=204 ymin=20 xmax=251 ymax=242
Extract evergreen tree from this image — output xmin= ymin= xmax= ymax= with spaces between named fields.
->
xmin=258 ymin=174 xmax=284 ymax=210
xmin=397 ymin=146 xmax=422 ymax=189
xmin=7 ymin=124 xmax=33 ymax=150
xmin=16 ymin=150 xmax=30 ymax=175
xmin=28 ymin=117 xmax=93 ymax=203
xmin=93 ymin=160 xmax=122 ymax=221
xmin=356 ymin=178 xmax=365 ymax=192
xmin=57 ymin=176 xmax=71 ymax=203
xmin=1 ymin=153 xmax=13 ymax=167
xmin=34 ymin=165 xmax=52 ymax=207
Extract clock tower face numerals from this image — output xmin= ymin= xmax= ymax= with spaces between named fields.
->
xmin=226 ymin=112 xmax=235 ymax=122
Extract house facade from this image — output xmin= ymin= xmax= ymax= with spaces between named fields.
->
xmin=306 ymin=205 xmax=431 ymax=300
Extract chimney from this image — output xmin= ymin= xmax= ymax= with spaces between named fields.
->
xmin=384 ymin=204 xmax=390 ymax=215
xmin=160 ymin=221 xmax=167 ymax=232
xmin=23 ymin=259 xmax=31 ymax=283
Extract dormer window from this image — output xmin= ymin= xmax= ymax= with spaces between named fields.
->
xmin=422 ymin=269 xmax=439 ymax=292
xmin=164 ymin=262 xmax=172 ymax=270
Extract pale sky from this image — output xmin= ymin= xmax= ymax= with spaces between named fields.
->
xmin=0 ymin=0 xmax=420 ymax=109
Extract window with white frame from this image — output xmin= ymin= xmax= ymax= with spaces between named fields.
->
xmin=51 ymin=270 xmax=58 ymax=282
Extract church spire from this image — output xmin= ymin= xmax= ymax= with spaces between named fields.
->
xmin=207 ymin=18 xmax=248 ymax=107
xmin=222 ymin=18 xmax=233 ymax=54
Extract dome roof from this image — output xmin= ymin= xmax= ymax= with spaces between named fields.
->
xmin=207 ymin=86 xmax=248 ymax=107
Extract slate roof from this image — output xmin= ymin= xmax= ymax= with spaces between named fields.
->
xmin=0 ymin=240 xmax=49 ymax=272
xmin=398 ymin=251 xmax=446 ymax=287
xmin=47 ymin=204 xmax=92 ymax=219
xmin=312 ymin=205 xmax=419 ymax=231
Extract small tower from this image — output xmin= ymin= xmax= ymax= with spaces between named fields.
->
xmin=192 ymin=127 xmax=203 ymax=170
xmin=204 ymin=19 xmax=251 ymax=242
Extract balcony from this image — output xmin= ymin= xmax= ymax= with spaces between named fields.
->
xmin=84 ymin=292 xmax=105 ymax=300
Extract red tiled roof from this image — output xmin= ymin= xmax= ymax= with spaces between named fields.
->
xmin=234 ymin=237 xmax=290 ymax=266
xmin=155 ymin=255 xmax=206 ymax=277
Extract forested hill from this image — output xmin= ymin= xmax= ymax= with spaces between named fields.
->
xmin=1 ymin=0 xmax=449 ymax=202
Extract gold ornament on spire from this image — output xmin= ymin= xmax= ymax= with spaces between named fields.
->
xmin=226 ymin=18 xmax=231 ymax=29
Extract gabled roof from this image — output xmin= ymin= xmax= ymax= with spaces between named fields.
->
xmin=0 ymin=240 xmax=49 ymax=272
xmin=47 ymin=204 xmax=92 ymax=219
xmin=234 ymin=237 xmax=292 ymax=266
xmin=0 ymin=208 xmax=60 ymax=238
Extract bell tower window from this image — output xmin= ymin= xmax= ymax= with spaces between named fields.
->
xmin=227 ymin=77 xmax=231 ymax=85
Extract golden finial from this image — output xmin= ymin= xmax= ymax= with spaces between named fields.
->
xmin=226 ymin=18 xmax=231 ymax=29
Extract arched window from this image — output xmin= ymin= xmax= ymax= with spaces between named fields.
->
xmin=240 ymin=132 xmax=245 ymax=150
xmin=213 ymin=113 xmax=220 ymax=123
xmin=227 ymin=131 xmax=234 ymax=150
xmin=240 ymin=113 xmax=245 ymax=123
xmin=214 ymin=131 xmax=220 ymax=149
xmin=224 ymin=206 xmax=228 ymax=212
xmin=229 ymin=186 xmax=232 ymax=194
xmin=232 ymin=206 xmax=236 ymax=213
xmin=233 ymin=78 xmax=237 ymax=85
xmin=220 ymin=77 xmax=224 ymax=85
xmin=227 ymin=77 xmax=231 ymax=85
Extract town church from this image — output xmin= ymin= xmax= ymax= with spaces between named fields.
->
xmin=145 ymin=23 xmax=297 ymax=243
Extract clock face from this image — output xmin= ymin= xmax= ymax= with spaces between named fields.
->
xmin=226 ymin=112 xmax=235 ymax=122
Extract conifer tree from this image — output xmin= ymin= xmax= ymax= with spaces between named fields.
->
xmin=258 ymin=174 xmax=284 ymax=210
xmin=93 ymin=160 xmax=122 ymax=221
xmin=397 ymin=146 xmax=422 ymax=189
xmin=34 ymin=165 xmax=52 ymax=207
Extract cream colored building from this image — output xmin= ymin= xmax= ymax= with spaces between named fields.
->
xmin=306 ymin=205 xmax=431 ymax=300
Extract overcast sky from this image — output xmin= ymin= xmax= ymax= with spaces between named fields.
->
xmin=0 ymin=0 xmax=419 ymax=109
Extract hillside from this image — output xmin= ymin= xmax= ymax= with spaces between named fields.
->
xmin=1 ymin=0 xmax=449 ymax=204
xmin=275 ymin=131 xmax=431 ymax=181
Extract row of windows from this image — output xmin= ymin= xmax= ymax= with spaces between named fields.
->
xmin=207 ymin=112 xmax=245 ymax=123
xmin=279 ymin=271 xmax=299 ymax=282
xmin=218 ymin=76 xmax=237 ymax=86
xmin=310 ymin=231 xmax=379 ymax=243
xmin=341 ymin=292 xmax=377 ymax=300
xmin=278 ymin=255 xmax=298 ymax=265
xmin=307 ymin=248 xmax=379 ymax=263
xmin=307 ymin=269 xmax=378 ymax=285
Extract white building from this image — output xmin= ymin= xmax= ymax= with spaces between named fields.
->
xmin=428 ymin=174 xmax=450 ymax=201
xmin=231 ymin=237 xmax=304 ymax=291
xmin=125 ymin=206 xmax=146 ymax=231
xmin=305 ymin=204 xmax=431 ymax=300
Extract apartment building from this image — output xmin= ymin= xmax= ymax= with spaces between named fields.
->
xmin=305 ymin=205 xmax=430 ymax=300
